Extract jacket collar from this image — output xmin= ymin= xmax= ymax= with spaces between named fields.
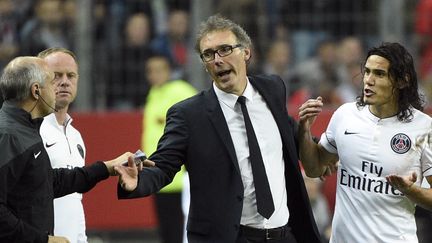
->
xmin=1 ymin=101 xmax=44 ymax=129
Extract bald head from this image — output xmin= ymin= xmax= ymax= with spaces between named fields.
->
xmin=0 ymin=56 xmax=52 ymax=102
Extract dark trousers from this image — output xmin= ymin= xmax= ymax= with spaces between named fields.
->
xmin=155 ymin=192 xmax=184 ymax=243
xmin=236 ymin=224 xmax=298 ymax=243
xmin=415 ymin=206 xmax=432 ymax=243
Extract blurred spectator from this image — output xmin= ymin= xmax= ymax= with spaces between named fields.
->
xmin=11 ymin=0 xmax=33 ymax=23
xmin=141 ymin=54 xmax=196 ymax=243
xmin=215 ymin=0 xmax=262 ymax=63
xmin=63 ymin=0 xmax=76 ymax=34
xmin=216 ymin=0 xmax=259 ymax=40
xmin=166 ymin=0 xmax=190 ymax=11
xmin=335 ymin=36 xmax=364 ymax=103
xmin=107 ymin=12 xmax=153 ymax=110
xmin=415 ymin=0 xmax=432 ymax=103
xmin=262 ymin=39 xmax=299 ymax=98
xmin=303 ymin=174 xmax=332 ymax=242
xmin=0 ymin=0 xmax=20 ymax=69
xmin=280 ymin=0 xmax=375 ymax=64
xmin=121 ymin=0 xmax=153 ymax=43
xmin=244 ymin=44 xmax=263 ymax=76
xmin=88 ymin=0 xmax=111 ymax=110
xmin=20 ymin=0 xmax=71 ymax=55
xmin=150 ymin=9 xmax=189 ymax=79
xmin=92 ymin=1 xmax=105 ymax=39
xmin=290 ymin=39 xmax=344 ymax=108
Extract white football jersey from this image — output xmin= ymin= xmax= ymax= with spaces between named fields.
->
xmin=40 ymin=113 xmax=87 ymax=243
xmin=320 ymin=102 xmax=432 ymax=243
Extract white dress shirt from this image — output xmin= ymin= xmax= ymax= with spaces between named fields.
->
xmin=213 ymin=79 xmax=289 ymax=229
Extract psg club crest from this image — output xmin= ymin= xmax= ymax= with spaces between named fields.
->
xmin=77 ymin=144 xmax=84 ymax=159
xmin=390 ymin=133 xmax=411 ymax=154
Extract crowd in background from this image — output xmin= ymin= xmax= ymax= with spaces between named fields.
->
xmin=1 ymin=0 xmax=431 ymax=111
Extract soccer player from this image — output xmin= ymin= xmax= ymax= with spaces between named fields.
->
xmin=298 ymin=42 xmax=432 ymax=243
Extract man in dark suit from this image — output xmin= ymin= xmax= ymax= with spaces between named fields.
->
xmin=116 ymin=15 xmax=321 ymax=243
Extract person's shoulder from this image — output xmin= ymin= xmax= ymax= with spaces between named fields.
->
xmin=338 ymin=101 xmax=358 ymax=110
xmin=333 ymin=102 xmax=359 ymax=116
xmin=41 ymin=113 xmax=57 ymax=126
xmin=68 ymin=120 xmax=84 ymax=137
xmin=249 ymin=74 xmax=285 ymax=92
xmin=411 ymin=108 xmax=432 ymax=124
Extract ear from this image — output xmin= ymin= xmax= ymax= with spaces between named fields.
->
xmin=244 ymin=48 xmax=251 ymax=62
xmin=31 ymin=83 xmax=40 ymax=100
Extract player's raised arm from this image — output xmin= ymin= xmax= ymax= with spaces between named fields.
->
xmin=298 ymin=97 xmax=338 ymax=177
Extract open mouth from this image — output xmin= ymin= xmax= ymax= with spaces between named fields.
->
xmin=364 ymin=88 xmax=375 ymax=97
xmin=216 ymin=69 xmax=231 ymax=78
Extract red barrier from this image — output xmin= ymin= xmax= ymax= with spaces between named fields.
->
xmin=72 ymin=109 xmax=339 ymax=229
xmin=72 ymin=111 xmax=157 ymax=230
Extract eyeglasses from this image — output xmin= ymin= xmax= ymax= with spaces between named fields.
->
xmin=200 ymin=44 xmax=242 ymax=62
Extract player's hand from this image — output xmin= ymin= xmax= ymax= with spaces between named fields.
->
xmin=298 ymin=96 xmax=323 ymax=131
xmin=114 ymin=155 xmax=155 ymax=191
xmin=386 ymin=171 xmax=417 ymax=195
xmin=320 ymin=162 xmax=338 ymax=181
xmin=48 ymin=235 xmax=70 ymax=243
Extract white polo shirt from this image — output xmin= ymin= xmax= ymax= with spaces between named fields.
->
xmin=40 ymin=113 xmax=87 ymax=243
xmin=320 ymin=102 xmax=432 ymax=243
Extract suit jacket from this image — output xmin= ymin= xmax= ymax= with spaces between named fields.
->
xmin=119 ymin=74 xmax=321 ymax=243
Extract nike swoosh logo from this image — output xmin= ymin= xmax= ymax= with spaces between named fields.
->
xmin=34 ymin=151 xmax=42 ymax=159
xmin=46 ymin=142 xmax=56 ymax=148
xmin=344 ymin=130 xmax=359 ymax=135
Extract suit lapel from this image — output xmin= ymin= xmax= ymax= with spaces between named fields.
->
xmin=248 ymin=76 xmax=286 ymax=133
xmin=204 ymin=88 xmax=241 ymax=174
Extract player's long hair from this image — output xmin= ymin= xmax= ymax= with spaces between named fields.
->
xmin=356 ymin=42 xmax=424 ymax=122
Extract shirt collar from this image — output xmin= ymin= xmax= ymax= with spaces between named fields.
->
xmin=44 ymin=112 xmax=72 ymax=127
xmin=364 ymin=105 xmax=399 ymax=123
xmin=1 ymin=101 xmax=44 ymax=128
xmin=213 ymin=77 xmax=255 ymax=109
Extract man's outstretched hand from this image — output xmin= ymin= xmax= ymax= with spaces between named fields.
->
xmin=114 ymin=155 xmax=155 ymax=191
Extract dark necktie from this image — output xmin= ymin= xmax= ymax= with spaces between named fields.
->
xmin=237 ymin=96 xmax=275 ymax=219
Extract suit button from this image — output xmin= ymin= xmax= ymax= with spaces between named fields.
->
xmin=237 ymin=195 xmax=243 ymax=202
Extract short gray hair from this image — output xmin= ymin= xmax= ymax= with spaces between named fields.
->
xmin=0 ymin=56 xmax=50 ymax=102
xmin=194 ymin=14 xmax=252 ymax=53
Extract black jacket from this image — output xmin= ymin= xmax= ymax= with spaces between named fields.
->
xmin=0 ymin=102 xmax=109 ymax=243
xmin=119 ymin=75 xmax=321 ymax=243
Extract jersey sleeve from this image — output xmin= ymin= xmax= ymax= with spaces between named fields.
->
xmin=421 ymin=136 xmax=432 ymax=178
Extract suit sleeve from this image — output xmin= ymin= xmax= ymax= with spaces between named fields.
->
xmin=53 ymin=161 xmax=109 ymax=198
xmin=119 ymin=104 xmax=187 ymax=199
xmin=0 ymin=135 xmax=48 ymax=243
